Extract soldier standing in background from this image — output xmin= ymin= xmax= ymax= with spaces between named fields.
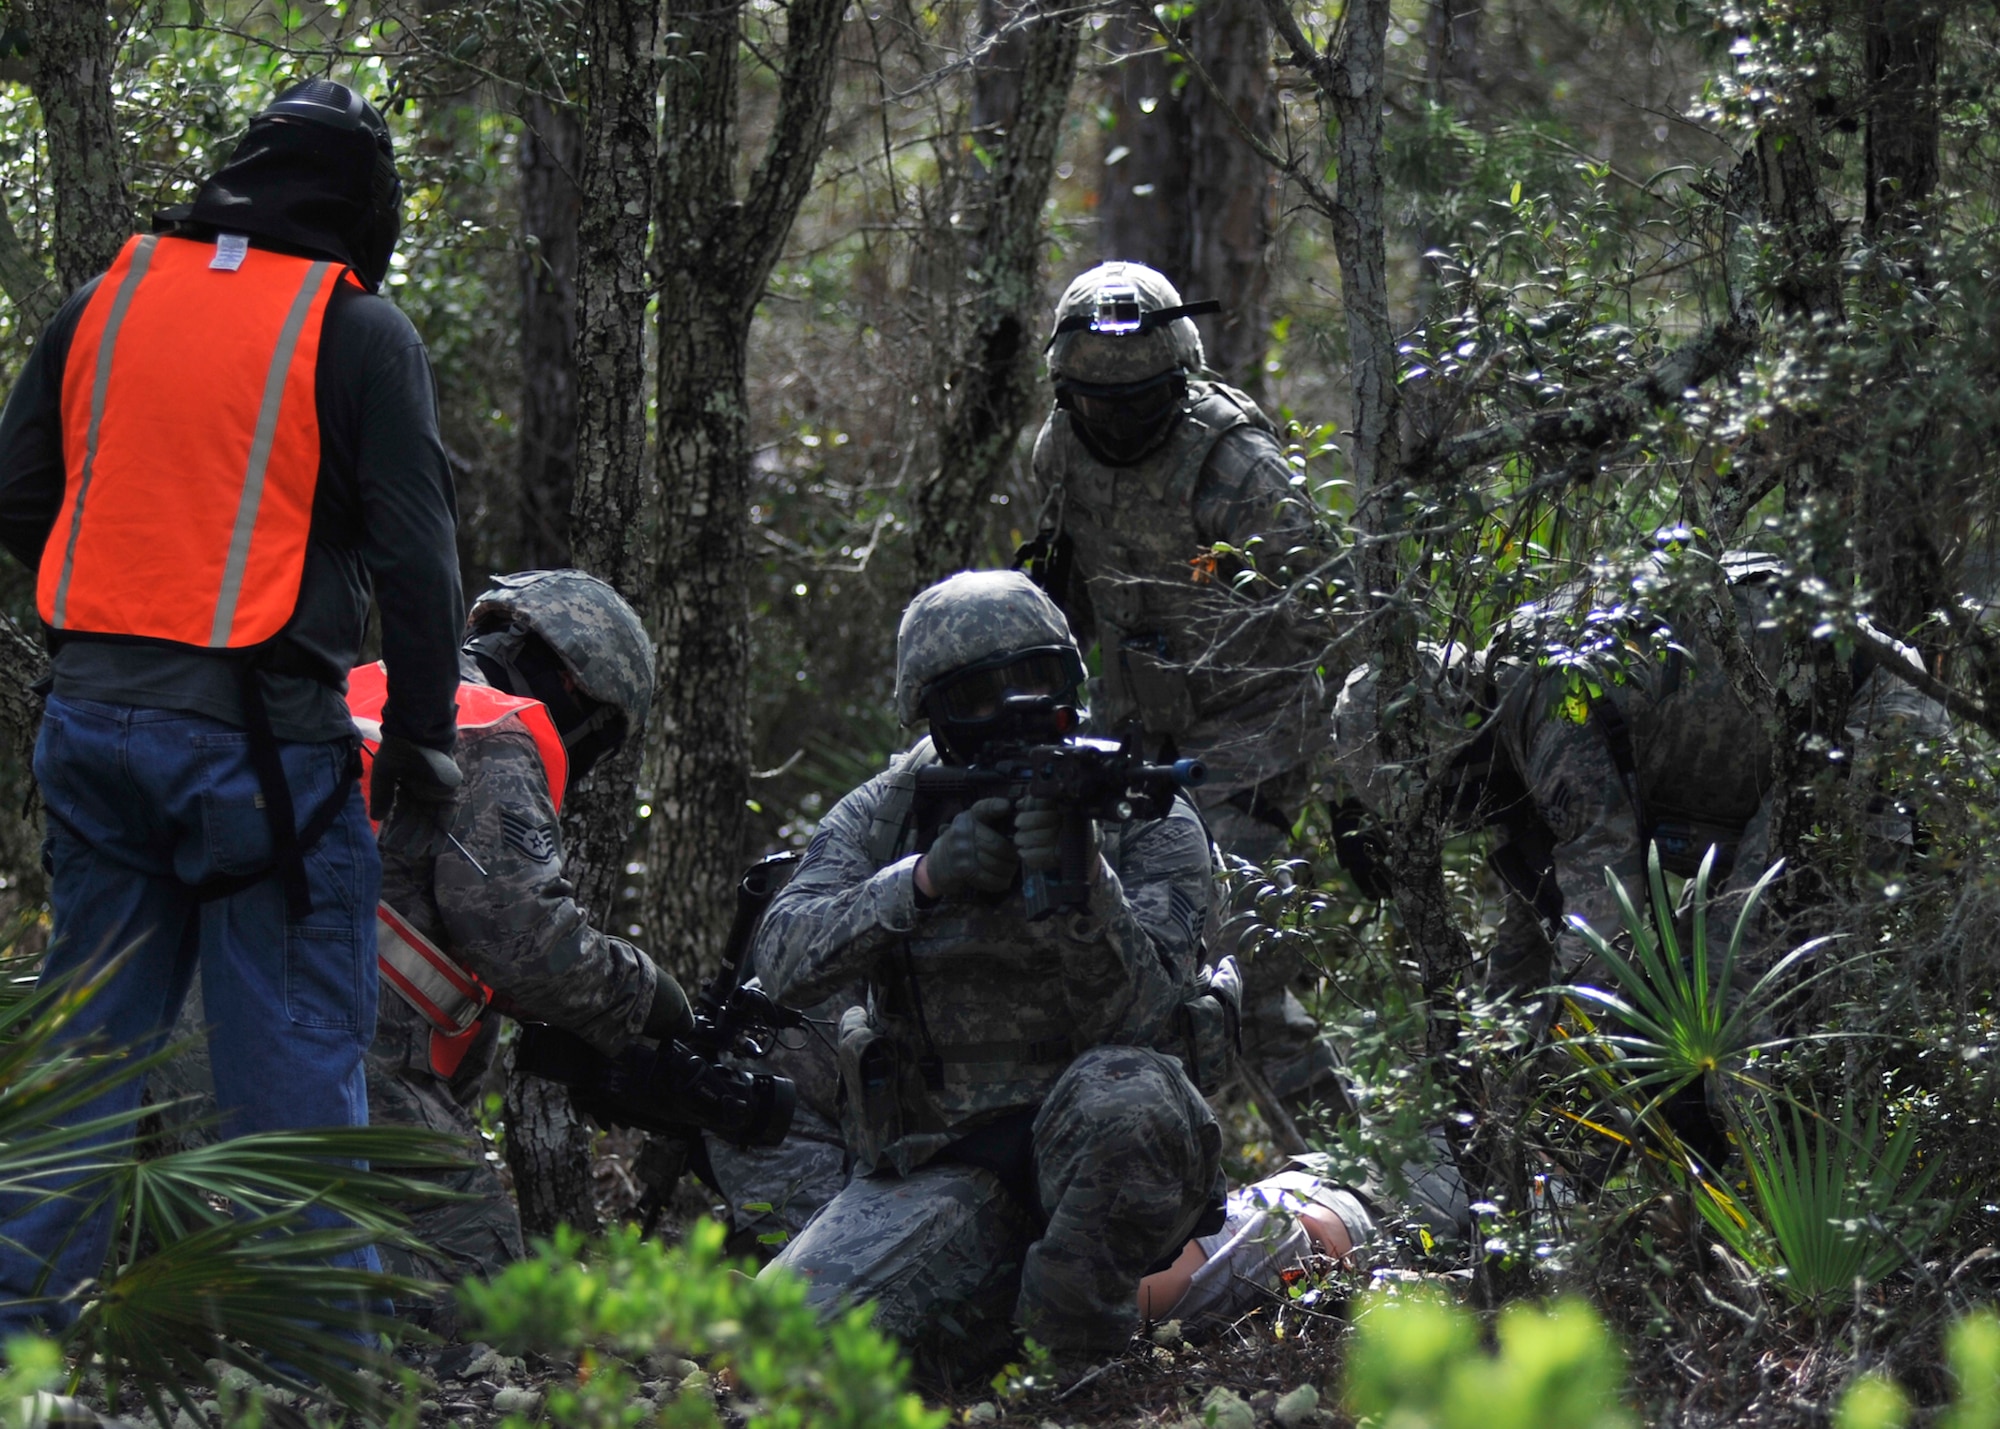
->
xmin=1026 ymin=261 xmax=1341 ymax=1125
xmin=756 ymin=571 xmax=1225 ymax=1376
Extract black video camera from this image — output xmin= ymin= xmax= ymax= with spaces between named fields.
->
xmin=915 ymin=699 xmax=1207 ymax=919
xmin=514 ymin=852 xmax=805 ymax=1148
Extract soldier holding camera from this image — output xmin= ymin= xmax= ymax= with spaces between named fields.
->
xmin=355 ymin=570 xmax=694 ymax=1299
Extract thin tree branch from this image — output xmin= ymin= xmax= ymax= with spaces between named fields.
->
xmin=1420 ymin=316 xmax=1755 ymax=483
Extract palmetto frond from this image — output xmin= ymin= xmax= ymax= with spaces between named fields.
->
xmin=0 ymin=956 xmax=468 ymax=1423
xmin=1552 ymin=844 xmax=1843 ymax=1141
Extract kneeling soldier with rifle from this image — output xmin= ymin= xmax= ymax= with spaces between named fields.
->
xmin=755 ymin=570 xmax=1234 ymax=1379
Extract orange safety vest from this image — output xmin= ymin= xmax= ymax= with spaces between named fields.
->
xmin=347 ymin=660 xmax=570 ymax=1076
xmin=41 ymin=234 xmax=349 ymax=648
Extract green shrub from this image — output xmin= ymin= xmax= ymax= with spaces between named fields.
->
xmin=458 ymin=1218 xmax=945 ymax=1429
xmin=1341 ymin=1291 xmax=1633 ymax=1429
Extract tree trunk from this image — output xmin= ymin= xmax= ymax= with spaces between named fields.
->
xmin=643 ymin=0 xmax=844 ymax=983
xmin=1863 ymin=1 xmax=1940 ymax=238
xmin=562 ymin=0 xmax=660 ymax=924
xmin=503 ymin=1049 xmax=599 ymax=1236
xmin=1749 ymin=94 xmax=1856 ymax=925
xmin=517 ymin=94 xmax=583 ymax=572
xmin=0 ymin=199 xmax=57 ymax=335
xmin=1183 ymin=0 xmax=1275 ymax=383
xmin=1857 ymin=2 xmax=1952 ymax=657
xmin=1258 ymin=0 xmax=1471 ymax=1014
xmin=515 ymin=0 xmax=660 ymax=1238
xmin=1098 ymin=0 xmax=1274 ymax=387
xmin=909 ymin=0 xmax=1081 ymax=586
xmin=26 ymin=0 xmax=130 ymax=294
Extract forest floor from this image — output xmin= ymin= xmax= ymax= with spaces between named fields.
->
xmin=351 ymin=1125 xmax=1355 ymax=1429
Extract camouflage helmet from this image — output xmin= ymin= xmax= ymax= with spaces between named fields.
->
xmin=468 ymin=570 xmax=655 ymax=733
xmin=1047 ymin=261 xmax=1207 ymax=385
xmin=894 ymin=570 xmax=1080 ymax=727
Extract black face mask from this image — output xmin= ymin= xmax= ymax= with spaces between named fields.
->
xmin=466 ymin=627 xmax=629 ymax=784
xmin=923 ymin=647 xmax=1085 ymax=764
xmin=185 ymin=80 xmax=402 ymax=290
xmin=1055 ymin=370 xmax=1190 ymax=467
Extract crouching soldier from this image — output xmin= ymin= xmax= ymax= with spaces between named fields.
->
xmin=754 ymin=570 xmax=1228 ymax=1379
xmin=354 ymin=571 xmax=692 ymax=1301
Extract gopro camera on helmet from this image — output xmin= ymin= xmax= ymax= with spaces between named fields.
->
xmin=1089 ymin=280 xmax=1146 ymax=336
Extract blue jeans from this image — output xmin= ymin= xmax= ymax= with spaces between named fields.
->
xmin=0 ymin=694 xmax=382 ymax=1333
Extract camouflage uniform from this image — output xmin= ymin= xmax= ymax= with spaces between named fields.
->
xmin=757 ymin=572 xmax=1223 ymax=1368
xmin=365 ymin=656 xmax=665 ymax=1286
xmin=1333 ymin=570 xmax=1948 ymax=995
xmin=1032 ymin=263 xmax=1338 ymax=1110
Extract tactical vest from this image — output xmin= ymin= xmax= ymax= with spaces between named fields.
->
xmin=348 ymin=660 xmax=569 ymax=1075
xmin=43 ymin=234 xmax=348 ymax=649
xmin=1035 ymin=383 xmax=1301 ymax=741
xmin=841 ymin=740 xmax=1234 ymax=1177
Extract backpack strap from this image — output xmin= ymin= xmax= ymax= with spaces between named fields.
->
xmin=863 ymin=737 xmax=941 ymax=869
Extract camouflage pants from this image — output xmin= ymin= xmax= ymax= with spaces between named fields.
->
xmin=767 ymin=1045 xmax=1219 ymax=1373
xmin=704 ymin=1105 xmax=851 ymax=1252
xmin=1200 ymin=766 xmax=1344 ymax=1118
xmin=363 ymin=1026 xmax=525 ymax=1300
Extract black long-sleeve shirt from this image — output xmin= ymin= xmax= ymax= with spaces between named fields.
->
xmin=0 ymin=265 xmax=463 ymax=749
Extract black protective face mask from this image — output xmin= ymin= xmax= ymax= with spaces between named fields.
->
xmin=466 ymin=626 xmax=629 ymax=783
xmin=1056 ymin=370 xmax=1189 ymax=466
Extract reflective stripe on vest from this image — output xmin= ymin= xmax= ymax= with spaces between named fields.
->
xmin=377 ymin=900 xmax=485 ymax=1036
xmin=42 ymin=234 xmax=343 ymax=648
xmin=345 ymin=660 xmax=570 ymax=814
xmin=347 ymin=661 xmax=569 ymax=1061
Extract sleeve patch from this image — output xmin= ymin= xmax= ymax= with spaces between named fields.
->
xmin=500 ymin=809 xmax=559 ymax=863
xmin=1168 ymin=883 xmax=1205 ymax=945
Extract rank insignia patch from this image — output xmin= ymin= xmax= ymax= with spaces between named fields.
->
xmin=500 ymin=810 xmax=559 ymax=863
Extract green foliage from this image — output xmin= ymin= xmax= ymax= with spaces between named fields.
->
xmin=1342 ymin=1292 xmax=1634 ymax=1429
xmin=459 ymin=1219 xmax=945 ymax=1429
xmin=1943 ymin=1312 xmax=2000 ymax=1429
xmin=1735 ymin=1097 xmax=1937 ymax=1311
xmin=1836 ymin=1375 xmax=1910 ymax=1429
xmin=0 ymin=957 xmax=462 ymax=1422
xmin=1833 ymin=1309 xmax=2000 ymax=1429
xmin=1556 ymin=845 xmax=1828 ymax=1131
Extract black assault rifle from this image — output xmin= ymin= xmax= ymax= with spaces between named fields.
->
xmin=515 ymin=851 xmax=805 ymax=1147
xmin=915 ymin=698 xmax=1207 ymax=919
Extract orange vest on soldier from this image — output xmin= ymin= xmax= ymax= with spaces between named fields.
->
xmin=40 ymin=233 xmax=349 ymax=648
xmin=348 ymin=659 xmax=568 ymax=1076
xmin=346 ymin=659 xmax=568 ymax=816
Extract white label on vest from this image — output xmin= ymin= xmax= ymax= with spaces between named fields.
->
xmin=210 ymin=234 xmax=250 ymax=271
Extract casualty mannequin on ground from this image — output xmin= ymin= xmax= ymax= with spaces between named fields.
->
xmin=1025 ymin=260 xmax=1343 ymax=1127
xmin=753 ymin=570 xmax=1230 ymax=1380
xmin=0 ymin=79 xmax=463 ymax=1332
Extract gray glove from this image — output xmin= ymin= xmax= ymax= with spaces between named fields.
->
xmin=1014 ymin=795 xmax=1099 ymax=879
xmin=920 ymin=797 xmax=1019 ymax=900
xmin=369 ymin=734 xmax=463 ymax=823
xmin=643 ymin=962 xmax=696 ymax=1041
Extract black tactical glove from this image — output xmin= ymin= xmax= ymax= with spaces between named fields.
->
xmin=642 ymin=962 xmax=695 ymax=1041
xmin=1014 ymin=795 xmax=1100 ymax=881
xmin=369 ymin=735 xmax=463 ymax=824
xmin=919 ymin=796 xmax=1019 ymax=900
